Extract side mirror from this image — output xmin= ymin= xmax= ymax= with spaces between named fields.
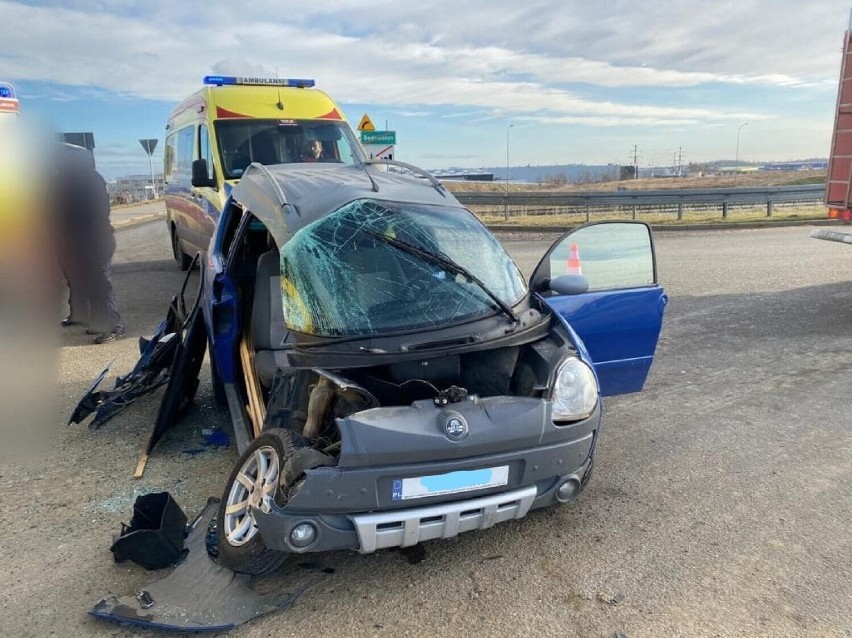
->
xmin=191 ymin=159 xmax=215 ymax=188
xmin=549 ymin=273 xmax=590 ymax=295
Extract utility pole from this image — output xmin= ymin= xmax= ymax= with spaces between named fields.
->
xmin=735 ymin=123 xmax=748 ymax=185
xmin=505 ymin=123 xmax=513 ymax=220
xmin=631 ymin=144 xmax=639 ymax=180
xmin=676 ymin=146 xmax=684 ymax=177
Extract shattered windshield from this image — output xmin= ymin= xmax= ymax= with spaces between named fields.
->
xmin=279 ymin=199 xmax=527 ymax=337
xmin=215 ymin=119 xmax=362 ymax=179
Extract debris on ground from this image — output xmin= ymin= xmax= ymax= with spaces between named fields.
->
xmin=110 ymin=492 xmax=187 ymax=570
xmin=597 ymin=591 xmax=626 ymax=606
xmin=92 ymin=498 xmax=304 ymax=632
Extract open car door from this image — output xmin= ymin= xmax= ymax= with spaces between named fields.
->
xmin=530 ymin=221 xmax=667 ymax=396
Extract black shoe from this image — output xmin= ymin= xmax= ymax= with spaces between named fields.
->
xmin=61 ymin=317 xmax=80 ymax=327
xmin=93 ymin=327 xmax=125 ymax=344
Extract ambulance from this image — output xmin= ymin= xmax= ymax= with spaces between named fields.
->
xmin=0 ymin=82 xmax=19 ymax=127
xmin=164 ymin=76 xmax=364 ymax=269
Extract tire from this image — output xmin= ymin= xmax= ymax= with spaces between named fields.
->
xmin=216 ymin=429 xmax=296 ymax=575
xmin=171 ymin=226 xmax=192 ymax=271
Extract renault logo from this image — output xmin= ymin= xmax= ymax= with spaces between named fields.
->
xmin=443 ymin=413 xmax=469 ymax=441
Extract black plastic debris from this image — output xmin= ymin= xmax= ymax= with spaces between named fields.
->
xmin=91 ymin=498 xmax=303 ymax=632
xmin=111 ymin=492 xmax=188 ymax=570
xmin=68 ymin=254 xmax=202 ymax=435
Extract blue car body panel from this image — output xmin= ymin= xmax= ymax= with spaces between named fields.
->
xmin=203 ymin=206 xmax=241 ymax=384
xmin=540 ymin=286 xmax=667 ymax=396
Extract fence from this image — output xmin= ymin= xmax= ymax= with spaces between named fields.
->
xmin=454 ymin=184 xmax=824 ymax=222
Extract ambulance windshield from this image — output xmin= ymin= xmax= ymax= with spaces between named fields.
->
xmin=215 ymin=119 xmax=363 ymax=179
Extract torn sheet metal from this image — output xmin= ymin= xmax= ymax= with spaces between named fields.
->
xmin=144 ymin=303 xmax=207 ymax=458
xmin=69 ymin=256 xmax=202 ymax=430
xmin=90 ymin=499 xmax=301 ymax=632
xmin=68 ymin=295 xmax=182 ymax=429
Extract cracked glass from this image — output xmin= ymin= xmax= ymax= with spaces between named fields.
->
xmin=279 ymin=199 xmax=527 ymax=336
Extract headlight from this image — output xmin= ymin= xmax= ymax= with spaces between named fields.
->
xmin=551 ymin=357 xmax=598 ymax=422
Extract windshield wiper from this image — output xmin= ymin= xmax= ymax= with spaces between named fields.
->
xmin=364 ymin=230 xmax=519 ymax=326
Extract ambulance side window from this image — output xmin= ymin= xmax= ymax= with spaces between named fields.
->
xmin=199 ymin=124 xmax=215 ymax=181
xmin=163 ymin=133 xmax=177 ymax=183
xmin=173 ymin=126 xmax=194 ymax=186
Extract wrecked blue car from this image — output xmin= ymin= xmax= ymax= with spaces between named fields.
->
xmin=202 ymin=160 xmax=667 ymax=574
xmin=79 ymin=159 xmax=667 ymax=575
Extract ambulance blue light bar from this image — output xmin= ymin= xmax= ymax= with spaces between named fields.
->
xmin=0 ymin=82 xmax=15 ymax=98
xmin=203 ymin=76 xmax=315 ymax=88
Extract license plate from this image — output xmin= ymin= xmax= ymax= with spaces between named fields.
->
xmin=391 ymin=466 xmax=509 ymax=501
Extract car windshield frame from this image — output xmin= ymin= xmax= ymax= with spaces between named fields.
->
xmin=278 ymin=198 xmax=528 ymax=338
xmin=214 ymin=118 xmax=363 ymax=180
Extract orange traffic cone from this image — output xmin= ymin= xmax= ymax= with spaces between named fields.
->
xmin=566 ymin=242 xmax=582 ymax=275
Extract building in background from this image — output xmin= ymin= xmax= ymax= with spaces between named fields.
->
xmin=107 ymin=174 xmax=165 ymax=204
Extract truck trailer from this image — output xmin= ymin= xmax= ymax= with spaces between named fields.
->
xmin=815 ymin=13 xmax=852 ymax=244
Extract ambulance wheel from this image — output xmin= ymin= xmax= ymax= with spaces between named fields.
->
xmin=171 ymin=227 xmax=192 ymax=271
xmin=216 ymin=430 xmax=295 ymax=575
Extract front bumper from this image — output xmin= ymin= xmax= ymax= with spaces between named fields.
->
xmin=252 ymin=432 xmax=595 ymax=554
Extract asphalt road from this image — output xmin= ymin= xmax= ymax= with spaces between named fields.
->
xmin=1 ymin=221 xmax=850 ymax=638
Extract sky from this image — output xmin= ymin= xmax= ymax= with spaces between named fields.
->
xmin=0 ymin=0 xmax=848 ymax=179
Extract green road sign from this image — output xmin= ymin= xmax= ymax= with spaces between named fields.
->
xmin=361 ymin=130 xmax=396 ymax=145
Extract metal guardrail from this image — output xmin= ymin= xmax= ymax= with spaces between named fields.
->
xmin=455 ymin=184 xmax=823 ymax=206
xmin=455 ymin=184 xmax=824 ymax=220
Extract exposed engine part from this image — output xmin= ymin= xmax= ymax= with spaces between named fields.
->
xmin=433 ymin=385 xmax=468 ymax=407
xmin=302 ymin=372 xmax=380 ymax=440
xmin=303 ymin=377 xmax=335 ymax=439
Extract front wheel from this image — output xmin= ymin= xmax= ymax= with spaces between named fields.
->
xmin=216 ymin=430 xmax=295 ymax=575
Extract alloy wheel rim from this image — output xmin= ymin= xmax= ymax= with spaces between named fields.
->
xmin=223 ymin=445 xmax=279 ymax=546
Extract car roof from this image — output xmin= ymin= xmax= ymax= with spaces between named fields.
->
xmin=230 ymin=162 xmax=464 ymax=245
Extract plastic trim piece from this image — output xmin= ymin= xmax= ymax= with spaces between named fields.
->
xmin=348 ymin=485 xmax=536 ymax=553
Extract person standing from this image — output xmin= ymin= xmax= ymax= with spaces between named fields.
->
xmin=55 ymin=145 xmax=124 ymax=344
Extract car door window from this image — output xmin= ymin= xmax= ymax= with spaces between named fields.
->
xmin=548 ymin=223 xmax=655 ymax=291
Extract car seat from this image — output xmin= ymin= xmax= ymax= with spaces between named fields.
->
xmin=251 ymin=249 xmax=289 ymax=386
xmin=346 ymin=239 xmax=408 ymax=316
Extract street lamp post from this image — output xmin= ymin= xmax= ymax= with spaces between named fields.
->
xmin=735 ymin=122 xmax=748 ymax=180
xmin=504 ymin=123 xmax=513 ymax=221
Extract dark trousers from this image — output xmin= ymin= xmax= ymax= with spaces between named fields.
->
xmin=88 ymin=261 xmax=122 ymax=332
xmin=63 ymin=245 xmax=122 ymax=333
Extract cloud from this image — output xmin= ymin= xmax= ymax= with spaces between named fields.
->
xmin=0 ymin=0 xmax=843 ymax=176
xmin=0 ymin=0 xmax=837 ymax=130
